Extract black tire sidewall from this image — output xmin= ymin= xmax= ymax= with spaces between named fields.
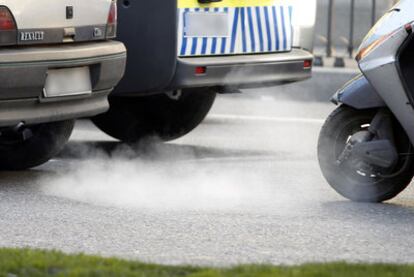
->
xmin=92 ymin=89 xmax=216 ymax=142
xmin=0 ymin=120 xmax=75 ymax=170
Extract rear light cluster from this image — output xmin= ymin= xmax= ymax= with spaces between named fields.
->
xmin=106 ymin=0 xmax=117 ymax=39
xmin=304 ymin=60 xmax=312 ymax=69
xmin=195 ymin=66 xmax=207 ymax=75
xmin=0 ymin=6 xmax=17 ymax=45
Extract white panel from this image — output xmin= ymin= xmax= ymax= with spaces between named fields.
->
xmin=44 ymin=67 xmax=92 ymax=98
xmin=185 ymin=12 xmax=229 ymax=37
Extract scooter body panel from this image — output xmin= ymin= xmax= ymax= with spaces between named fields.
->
xmin=333 ymin=74 xmax=385 ymax=109
xmin=364 ymin=60 xmax=414 ymax=145
xmin=355 ymin=0 xmax=414 ymax=145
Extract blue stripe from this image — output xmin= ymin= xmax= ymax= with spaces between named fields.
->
xmin=272 ymin=6 xmax=280 ymax=51
xmin=230 ymin=7 xmax=240 ymax=53
xmin=191 ymin=8 xmax=200 ymax=55
xmin=180 ymin=8 xmax=190 ymax=56
xmin=200 ymin=8 xmax=209 ymax=55
xmin=220 ymin=8 xmax=229 ymax=54
xmin=280 ymin=6 xmax=287 ymax=50
xmin=211 ymin=7 xmax=220 ymax=54
xmin=264 ymin=7 xmax=272 ymax=51
xmin=288 ymin=6 xmax=293 ymax=47
xmin=247 ymin=7 xmax=255 ymax=52
xmin=255 ymin=7 xmax=264 ymax=52
xmin=240 ymin=7 xmax=247 ymax=53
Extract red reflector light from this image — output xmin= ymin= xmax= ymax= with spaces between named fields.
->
xmin=106 ymin=1 xmax=117 ymax=38
xmin=405 ymin=23 xmax=413 ymax=34
xmin=195 ymin=66 xmax=207 ymax=75
xmin=0 ymin=7 xmax=16 ymax=31
xmin=304 ymin=60 xmax=312 ymax=69
xmin=107 ymin=1 xmax=117 ymax=25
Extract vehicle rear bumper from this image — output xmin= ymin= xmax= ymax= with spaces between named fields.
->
xmin=170 ymin=48 xmax=313 ymax=90
xmin=0 ymin=40 xmax=126 ymax=126
xmin=0 ymin=91 xmax=110 ymax=127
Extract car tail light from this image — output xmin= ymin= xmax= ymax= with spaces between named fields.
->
xmin=0 ymin=6 xmax=17 ymax=45
xmin=405 ymin=23 xmax=413 ymax=34
xmin=106 ymin=1 xmax=117 ymax=39
xmin=304 ymin=60 xmax=312 ymax=69
xmin=195 ymin=66 xmax=207 ymax=75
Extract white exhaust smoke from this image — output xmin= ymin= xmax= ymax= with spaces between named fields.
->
xmin=40 ymin=141 xmax=273 ymax=211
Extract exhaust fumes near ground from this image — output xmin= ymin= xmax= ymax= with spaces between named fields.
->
xmin=40 ymin=144 xmax=314 ymax=212
xmin=40 ymin=98 xmax=331 ymax=213
xmin=7 ymin=97 xmax=414 ymax=265
xmin=41 ymin=147 xmax=266 ymax=211
xmin=41 ymin=141 xmax=317 ymax=213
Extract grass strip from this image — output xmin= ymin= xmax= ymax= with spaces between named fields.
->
xmin=0 ymin=248 xmax=412 ymax=277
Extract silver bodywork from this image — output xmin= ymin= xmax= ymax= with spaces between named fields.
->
xmin=360 ymin=0 xmax=414 ymax=143
xmin=3 ymin=0 xmax=111 ymax=28
xmin=344 ymin=0 xmax=414 ymax=144
xmin=0 ymin=1 xmax=127 ymax=127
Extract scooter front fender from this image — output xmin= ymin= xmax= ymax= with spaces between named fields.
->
xmin=332 ymin=74 xmax=386 ymax=109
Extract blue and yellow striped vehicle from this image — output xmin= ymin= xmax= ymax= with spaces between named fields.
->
xmin=92 ymin=0 xmax=317 ymax=143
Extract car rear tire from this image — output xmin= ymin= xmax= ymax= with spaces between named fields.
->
xmin=0 ymin=120 xmax=75 ymax=170
xmin=92 ymin=88 xmax=216 ymax=143
xmin=318 ymin=106 xmax=414 ymax=203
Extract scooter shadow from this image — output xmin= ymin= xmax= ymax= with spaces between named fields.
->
xmin=58 ymin=140 xmax=274 ymax=162
xmin=322 ymin=200 xmax=414 ymax=223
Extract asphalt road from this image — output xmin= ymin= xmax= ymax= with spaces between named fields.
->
xmin=1 ymin=93 xmax=414 ymax=266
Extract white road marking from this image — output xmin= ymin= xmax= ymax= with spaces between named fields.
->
xmin=208 ymin=114 xmax=325 ymax=124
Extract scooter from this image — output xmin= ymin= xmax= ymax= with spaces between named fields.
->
xmin=318 ymin=0 xmax=414 ymax=203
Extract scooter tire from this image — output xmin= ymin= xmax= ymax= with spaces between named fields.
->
xmin=318 ymin=105 xmax=414 ymax=203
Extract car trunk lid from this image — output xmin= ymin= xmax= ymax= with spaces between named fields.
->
xmin=3 ymin=0 xmax=113 ymax=45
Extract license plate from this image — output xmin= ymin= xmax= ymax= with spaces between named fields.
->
xmin=184 ymin=11 xmax=229 ymax=38
xmin=43 ymin=67 xmax=92 ymax=98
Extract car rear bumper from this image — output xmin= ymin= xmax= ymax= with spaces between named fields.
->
xmin=170 ymin=48 xmax=313 ymax=90
xmin=0 ymin=40 xmax=126 ymax=126
xmin=0 ymin=91 xmax=110 ymax=127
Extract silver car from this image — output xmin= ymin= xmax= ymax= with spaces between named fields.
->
xmin=0 ymin=0 xmax=126 ymax=170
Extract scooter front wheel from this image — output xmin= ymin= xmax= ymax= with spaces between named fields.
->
xmin=318 ymin=106 xmax=414 ymax=203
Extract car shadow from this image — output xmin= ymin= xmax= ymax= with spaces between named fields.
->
xmin=0 ymin=168 xmax=55 ymax=191
xmin=58 ymin=140 xmax=277 ymax=162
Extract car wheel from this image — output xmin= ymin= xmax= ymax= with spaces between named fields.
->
xmin=0 ymin=120 xmax=75 ymax=170
xmin=318 ymin=106 xmax=414 ymax=202
xmin=92 ymin=88 xmax=216 ymax=143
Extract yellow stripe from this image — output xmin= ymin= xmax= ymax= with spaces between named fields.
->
xmin=178 ymin=0 xmax=287 ymax=8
